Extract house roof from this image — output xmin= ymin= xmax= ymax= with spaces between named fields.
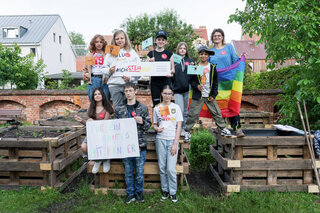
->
xmin=46 ymin=71 xmax=83 ymax=79
xmin=194 ymin=26 xmax=208 ymax=41
xmin=0 ymin=15 xmax=60 ymax=44
xmin=76 ymin=56 xmax=85 ymax=72
xmin=232 ymin=40 xmax=267 ymax=60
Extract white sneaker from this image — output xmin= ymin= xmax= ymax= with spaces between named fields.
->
xmin=180 ymin=129 xmax=186 ymax=137
xmin=220 ymin=128 xmax=232 ymax=136
xmin=103 ymin=159 xmax=111 ymax=173
xmin=92 ymin=161 xmax=102 ymax=174
xmin=184 ymin=132 xmax=191 ymax=142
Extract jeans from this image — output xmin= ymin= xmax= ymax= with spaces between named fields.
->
xmin=156 ymin=138 xmax=179 ymax=195
xmin=87 ymin=76 xmax=110 ymax=102
xmin=109 ymin=86 xmax=125 ymax=109
xmin=122 ymin=150 xmax=146 ymax=196
xmin=174 ymin=92 xmax=189 ymax=130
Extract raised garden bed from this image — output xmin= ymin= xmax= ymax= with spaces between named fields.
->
xmin=210 ymin=128 xmax=319 ymax=193
xmin=0 ymin=126 xmax=87 ymax=190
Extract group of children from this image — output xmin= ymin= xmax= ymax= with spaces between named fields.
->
xmin=78 ymin=29 xmax=234 ymax=204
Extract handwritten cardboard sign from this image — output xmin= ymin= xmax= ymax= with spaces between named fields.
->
xmin=85 ymin=55 xmax=95 ymax=65
xmin=105 ymin=45 xmax=120 ymax=56
xmin=173 ymin=53 xmax=182 ymax=63
xmin=86 ymin=118 xmax=140 ymax=160
xmin=187 ymin=65 xmax=204 ymax=75
xmin=112 ymin=61 xmax=170 ymax=77
xmin=141 ymin=37 xmax=153 ymax=50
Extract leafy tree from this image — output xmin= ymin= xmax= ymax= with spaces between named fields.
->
xmin=0 ymin=44 xmax=46 ymax=89
xmin=121 ymin=9 xmax=198 ymax=57
xmin=229 ymin=0 xmax=320 ymax=129
xmin=46 ymin=69 xmax=73 ymax=89
xmin=69 ymin=31 xmax=87 ymax=56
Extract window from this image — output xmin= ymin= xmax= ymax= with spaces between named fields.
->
xmin=30 ymin=48 xmax=36 ymax=56
xmin=2 ymin=28 xmax=19 ymax=38
xmin=59 ymin=36 xmax=61 ymax=44
xmin=60 ymin=53 xmax=62 ymax=62
xmin=53 ymin=33 xmax=56 ymax=42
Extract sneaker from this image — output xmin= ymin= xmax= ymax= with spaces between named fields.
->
xmin=160 ymin=191 xmax=169 ymax=201
xmin=103 ymin=159 xmax=111 ymax=173
xmin=124 ymin=194 xmax=136 ymax=204
xmin=180 ymin=129 xmax=186 ymax=137
xmin=184 ymin=132 xmax=191 ymax=142
xmin=170 ymin=194 xmax=178 ymax=203
xmin=219 ymin=128 xmax=232 ymax=136
xmin=235 ymin=128 xmax=245 ymax=137
xmin=92 ymin=161 xmax=101 ymax=174
xmin=135 ymin=192 xmax=144 ymax=203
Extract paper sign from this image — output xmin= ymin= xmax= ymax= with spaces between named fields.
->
xmin=187 ymin=65 xmax=204 ymax=75
xmin=105 ymin=45 xmax=120 ymax=56
xmin=85 ymin=56 xmax=95 ymax=65
xmin=173 ymin=54 xmax=182 ymax=63
xmin=159 ymin=106 xmax=170 ymax=116
xmin=141 ymin=37 xmax=153 ymax=50
xmin=86 ymin=118 xmax=140 ymax=160
xmin=112 ymin=61 xmax=171 ymax=77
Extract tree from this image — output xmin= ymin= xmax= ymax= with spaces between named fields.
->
xmin=121 ymin=9 xmax=198 ymax=57
xmin=0 ymin=43 xmax=46 ymax=89
xmin=69 ymin=31 xmax=88 ymax=56
xmin=229 ymin=0 xmax=320 ymax=129
xmin=228 ymin=0 xmax=320 ymax=68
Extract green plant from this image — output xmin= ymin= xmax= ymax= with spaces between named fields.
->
xmin=188 ymin=129 xmax=215 ymax=171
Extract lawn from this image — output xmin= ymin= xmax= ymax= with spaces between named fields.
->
xmin=1 ymin=181 xmax=320 ymax=213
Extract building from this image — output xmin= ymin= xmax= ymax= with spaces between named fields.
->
xmin=0 ymin=15 xmax=76 ymax=76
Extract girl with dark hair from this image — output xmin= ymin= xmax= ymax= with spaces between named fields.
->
xmin=75 ymin=87 xmax=114 ymax=174
xmin=172 ymin=42 xmax=194 ymax=136
xmin=153 ymin=85 xmax=182 ymax=203
xmin=83 ymin=34 xmax=110 ymax=101
xmin=209 ymin=28 xmax=245 ymax=137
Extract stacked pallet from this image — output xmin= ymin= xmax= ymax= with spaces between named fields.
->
xmin=210 ymin=129 xmax=319 ymax=193
xmin=0 ymin=126 xmax=87 ymax=190
xmin=88 ymin=133 xmax=190 ymax=195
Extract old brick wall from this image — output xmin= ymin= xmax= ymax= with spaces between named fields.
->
xmin=0 ymin=89 xmax=282 ymax=124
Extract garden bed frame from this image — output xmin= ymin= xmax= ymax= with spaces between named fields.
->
xmin=0 ymin=126 xmax=87 ymax=190
xmin=89 ymin=135 xmax=190 ymax=195
xmin=210 ymin=129 xmax=319 ymax=193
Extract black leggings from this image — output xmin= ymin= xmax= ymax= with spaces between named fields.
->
xmin=228 ymin=114 xmax=241 ymax=130
xmin=150 ymin=81 xmax=170 ymax=107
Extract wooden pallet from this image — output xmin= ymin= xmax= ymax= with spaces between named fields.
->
xmin=238 ymin=111 xmax=273 ymax=128
xmin=210 ymin=130 xmax=319 ymax=193
xmin=0 ymin=126 xmax=86 ymax=189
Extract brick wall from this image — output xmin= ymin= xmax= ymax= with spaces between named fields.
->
xmin=0 ymin=89 xmax=282 ymax=124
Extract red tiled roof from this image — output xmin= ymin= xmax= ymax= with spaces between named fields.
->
xmin=233 ymin=40 xmax=267 ymax=60
xmin=194 ymin=26 xmax=208 ymax=41
xmin=76 ymin=56 xmax=85 ymax=72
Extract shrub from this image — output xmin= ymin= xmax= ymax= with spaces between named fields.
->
xmin=188 ymin=129 xmax=215 ymax=171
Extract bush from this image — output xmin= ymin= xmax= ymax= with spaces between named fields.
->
xmin=243 ymin=65 xmax=300 ymax=90
xmin=188 ymin=129 xmax=215 ymax=172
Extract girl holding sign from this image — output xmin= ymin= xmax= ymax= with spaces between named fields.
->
xmin=147 ymin=30 xmax=175 ymax=107
xmin=153 ymin=85 xmax=182 ymax=203
xmin=75 ymin=88 xmax=114 ymax=174
xmin=172 ymin=42 xmax=194 ymax=136
xmin=102 ymin=30 xmax=140 ymax=108
xmin=83 ymin=34 xmax=110 ymax=102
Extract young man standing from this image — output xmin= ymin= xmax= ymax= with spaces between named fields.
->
xmin=114 ymin=82 xmax=151 ymax=203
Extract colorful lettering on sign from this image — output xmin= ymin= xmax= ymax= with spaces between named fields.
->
xmin=95 ymin=56 xmax=104 ymax=65
xmin=128 ymin=65 xmax=142 ymax=72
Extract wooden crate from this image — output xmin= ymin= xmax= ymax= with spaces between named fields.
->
xmin=88 ymin=135 xmax=190 ymax=194
xmin=238 ymin=111 xmax=273 ymax=128
xmin=0 ymin=126 xmax=87 ymax=189
xmin=210 ymin=129 xmax=319 ymax=193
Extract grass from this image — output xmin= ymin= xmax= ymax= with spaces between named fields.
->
xmin=1 ymin=182 xmax=320 ymax=213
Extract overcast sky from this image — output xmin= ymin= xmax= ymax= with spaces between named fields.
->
xmin=0 ymin=0 xmax=246 ymax=44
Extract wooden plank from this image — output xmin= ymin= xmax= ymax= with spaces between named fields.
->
xmin=53 ymin=149 xmax=82 ymax=171
xmin=277 ymin=179 xmax=303 ymax=185
xmin=53 ymin=128 xmax=86 ymax=147
xmin=227 ymin=185 xmax=240 ymax=193
xmin=267 ymin=171 xmax=277 ymax=185
xmin=277 ymin=148 xmax=303 ymax=156
xmin=210 ymin=145 xmax=227 ymax=170
xmin=308 ymin=185 xmax=320 ymax=193
xmin=93 ymin=188 xmax=157 ymax=195
xmin=54 ymin=162 xmax=87 ymax=190
xmin=17 ymin=150 xmax=43 ymax=158
xmin=209 ymin=164 xmax=227 ymax=190
xmin=40 ymin=163 xmax=51 ymax=171
xmin=234 ymin=159 xmax=312 ymax=170
xmin=241 ymin=184 xmax=309 ymax=192
xmin=243 ymin=148 xmax=267 ymax=156
xmin=0 ymin=161 xmax=40 ymax=171
xmin=0 ymin=140 xmax=49 ymax=148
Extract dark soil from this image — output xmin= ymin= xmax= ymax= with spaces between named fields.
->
xmin=0 ymin=127 xmax=71 ymax=138
xmin=187 ymin=170 xmax=222 ymax=196
xmin=47 ymin=109 xmax=87 ymax=122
